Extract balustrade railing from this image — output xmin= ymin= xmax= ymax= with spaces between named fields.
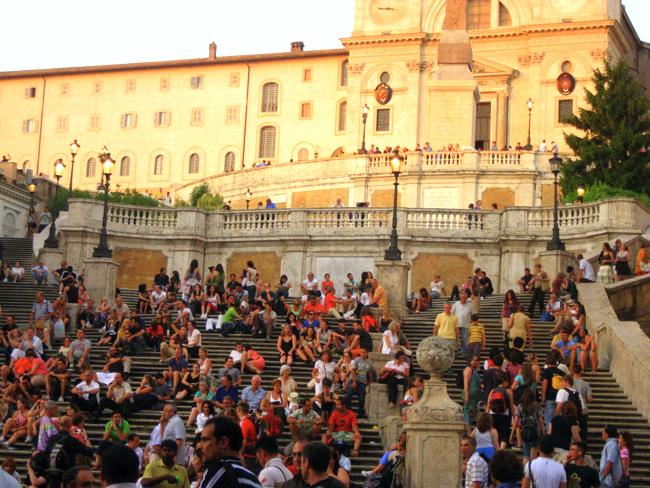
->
xmin=527 ymin=202 xmax=601 ymax=228
xmin=479 ymin=151 xmax=523 ymax=166
xmin=406 ymin=209 xmax=487 ymax=231
xmin=108 ymin=205 xmax=178 ymax=228
xmin=221 ymin=210 xmax=292 ymax=231
xmin=421 ymin=151 xmax=463 ymax=167
xmin=306 ymin=209 xmax=391 ymax=229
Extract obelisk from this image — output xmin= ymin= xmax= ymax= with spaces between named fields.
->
xmin=429 ymin=0 xmax=478 ymax=148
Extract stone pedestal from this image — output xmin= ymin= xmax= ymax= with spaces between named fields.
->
xmin=374 ymin=260 xmax=411 ymax=321
xmin=366 ymin=383 xmax=402 ymax=422
xmin=38 ymin=247 xmax=64 ymax=285
xmin=370 ymin=333 xmax=383 ymax=353
xmin=539 ymin=250 xmax=577 ymax=278
xmin=378 ymin=415 xmax=403 ymax=450
xmin=404 ymin=336 xmax=464 ymax=488
xmin=369 ymin=352 xmax=390 ymax=373
xmin=83 ymin=257 xmax=120 ymax=302
xmin=66 ymin=303 xmax=80 ymax=332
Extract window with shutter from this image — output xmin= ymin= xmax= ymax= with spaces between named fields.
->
xmin=86 ymin=158 xmax=97 ymax=178
xmin=224 ymin=152 xmax=236 ymax=172
xmin=120 ymin=156 xmax=130 ymax=176
xmin=376 ymin=109 xmax=391 ymax=132
xmin=188 ymin=153 xmax=200 ymax=174
xmin=259 ymin=126 xmax=276 ymax=158
xmin=261 ymin=82 xmax=279 ymax=112
xmin=338 ymin=101 xmax=347 ymax=132
xmin=340 ymin=61 xmax=349 ymax=87
xmin=154 ymin=155 xmax=164 ymax=175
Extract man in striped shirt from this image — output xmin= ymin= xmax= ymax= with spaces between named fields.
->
xmin=199 ymin=416 xmax=262 ymax=488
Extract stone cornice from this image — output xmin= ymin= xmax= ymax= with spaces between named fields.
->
xmin=341 ymin=32 xmax=431 ymax=48
xmin=0 ymin=179 xmax=30 ymax=204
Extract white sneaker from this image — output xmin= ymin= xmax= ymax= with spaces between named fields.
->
xmin=25 ymin=436 xmax=32 ymax=443
xmin=361 ymin=471 xmax=372 ymax=477
xmin=58 ymin=396 xmax=64 ymax=402
xmin=200 ymin=313 xmax=207 ymax=319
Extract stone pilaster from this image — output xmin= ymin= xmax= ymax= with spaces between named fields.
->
xmin=374 ymin=259 xmax=411 ymax=321
xmin=83 ymin=257 xmax=120 ymax=302
xmin=404 ymin=336 xmax=464 ymax=488
xmin=38 ymin=247 xmax=64 ymax=285
xmin=539 ymin=250 xmax=577 ymax=278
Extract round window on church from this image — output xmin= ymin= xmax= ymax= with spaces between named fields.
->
xmin=380 ymin=71 xmax=390 ymax=84
xmin=561 ymin=61 xmax=572 ymax=74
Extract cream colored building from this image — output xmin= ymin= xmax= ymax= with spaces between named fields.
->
xmin=0 ymin=0 xmax=648 ymax=208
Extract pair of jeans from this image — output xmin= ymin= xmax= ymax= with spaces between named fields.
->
xmin=544 ymin=400 xmax=557 ymax=427
xmin=345 ymin=381 xmax=367 ymax=417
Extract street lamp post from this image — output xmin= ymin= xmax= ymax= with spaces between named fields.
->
xmin=245 ymin=188 xmax=252 ymax=210
xmin=359 ymin=104 xmax=370 ymax=154
xmin=546 ymin=155 xmax=566 ymax=251
xmin=68 ymin=139 xmax=80 ymax=192
xmin=92 ymin=147 xmax=115 ymax=258
xmin=44 ymin=160 xmax=65 ymax=248
xmin=384 ymin=154 xmax=404 ymax=261
xmin=28 ymin=182 xmax=37 ymax=208
xmin=524 ymin=98 xmax=534 ymax=151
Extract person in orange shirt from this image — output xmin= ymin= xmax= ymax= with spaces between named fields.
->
xmin=368 ymin=279 xmax=389 ymax=321
xmin=302 ymin=295 xmax=326 ymax=319
xmin=636 ymin=243 xmax=648 ymax=275
xmin=323 ymin=288 xmax=341 ymax=319
xmin=321 ymin=273 xmax=335 ymax=294
xmin=237 ymin=401 xmax=259 ymax=473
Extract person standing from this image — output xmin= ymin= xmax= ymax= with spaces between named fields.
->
xmin=141 ymin=439 xmax=190 ymax=488
xmin=528 ymin=264 xmax=550 ymax=317
xmin=522 ymin=436 xmax=567 ymax=488
xmin=599 ymin=425 xmax=623 ymax=488
xmin=563 ymin=442 xmax=600 ymax=488
xmin=198 ymin=417 xmax=261 ymax=488
xmin=469 ymin=269 xmax=482 ymax=315
xmin=451 ymin=292 xmax=472 ymax=354
xmin=433 ymin=303 xmax=460 ymax=349
xmin=576 ymin=254 xmax=596 ymax=283
xmin=461 ymin=435 xmax=489 ymax=488
xmin=255 ymin=436 xmax=293 ymax=488
xmin=101 ymin=444 xmax=140 ymax=488
xmin=300 ymin=442 xmax=345 ymax=488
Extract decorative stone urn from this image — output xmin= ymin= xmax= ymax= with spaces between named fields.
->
xmin=403 ymin=336 xmax=464 ymax=487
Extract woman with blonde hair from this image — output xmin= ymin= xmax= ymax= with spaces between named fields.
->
xmin=381 ymin=321 xmax=401 ymax=355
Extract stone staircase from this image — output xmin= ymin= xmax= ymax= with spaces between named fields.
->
xmin=0 ymin=242 xmax=648 ymax=485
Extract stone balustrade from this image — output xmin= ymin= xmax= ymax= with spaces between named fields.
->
xmin=62 ymin=197 xmax=649 ymax=242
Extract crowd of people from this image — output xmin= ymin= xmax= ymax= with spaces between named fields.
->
xmin=0 ymin=244 xmax=642 ymax=488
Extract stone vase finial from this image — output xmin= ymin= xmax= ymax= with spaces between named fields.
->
xmin=407 ymin=336 xmax=462 ymax=423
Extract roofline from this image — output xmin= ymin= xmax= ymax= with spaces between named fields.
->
xmin=0 ymin=48 xmax=349 ymax=80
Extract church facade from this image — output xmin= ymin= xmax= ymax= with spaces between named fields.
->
xmin=0 ymin=0 xmax=648 ymax=208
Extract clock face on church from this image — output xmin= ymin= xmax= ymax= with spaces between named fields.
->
xmin=369 ymin=0 xmax=407 ymax=25
xmin=551 ymin=0 xmax=588 ymax=13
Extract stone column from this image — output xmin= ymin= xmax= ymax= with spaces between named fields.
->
xmin=38 ymin=248 xmax=64 ymax=285
xmin=539 ymin=250 xmax=577 ymax=279
xmin=404 ymin=336 xmax=464 ymax=488
xmin=83 ymin=257 xmax=120 ymax=303
xmin=496 ymin=91 xmax=508 ymax=150
xmin=374 ymin=259 xmax=411 ymax=321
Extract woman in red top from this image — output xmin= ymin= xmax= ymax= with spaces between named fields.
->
xmin=323 ymin=289 xmax=341 ymax=319
xmin=360 ymin=308 xmax=377 ymax=332
xmin=236 ymin=402 xmax=259 ymax=472
xmin=242 ymin=344 xmax=266 ymax=375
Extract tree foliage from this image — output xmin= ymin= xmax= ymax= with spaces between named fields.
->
xmin=561 ymin=59 xmax=650 ymax=195
xmin=186 ymin=183 xmax=225 ymax=210
xmin=47 ymin=188 xmax=160 ymax=214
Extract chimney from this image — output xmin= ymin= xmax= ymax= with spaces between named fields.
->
xmin=208 ymin=42 xmax=217 ymax=61
xmin=291 ymin=41 xmax=304 ymax=52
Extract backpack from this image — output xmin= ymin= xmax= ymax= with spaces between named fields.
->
xmin=513 ymin=383 xmax=531 ymax=405
xmin=489 ymin=388 xmax=508 ymax=414
xmin=44 ymin=434 xmax=74 ymax=488
xmin=520 ymin=411 xmax=539 ymax=443
xmin=563 ymin=388 xmax=583 ymax=417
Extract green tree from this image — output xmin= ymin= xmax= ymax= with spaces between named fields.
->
xmin=190 ymin=183 xmax=210 ymax=207
xmin=561 ymin=59 xmax=650 ymax=195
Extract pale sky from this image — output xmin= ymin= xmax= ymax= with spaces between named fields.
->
xmin=1 ymin=0 xmax=648 ymax=72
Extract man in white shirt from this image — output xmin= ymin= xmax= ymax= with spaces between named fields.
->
xmin=577 ymin=254 xmax=596 ymax=283
xmin=461 ymin=435 xmax=488 ymax=488
xmin=523 ymin=436 xmax=567 ymax=488
xmin=555 ymin=375 xmax=585 ymax=415
xmin=255 ymin=436 xmax=293 ymax=488
xmin=300 ymin=272 xmax=319 ymax=302
xmin=538 ymin=139 xmax=548 ymax=152
xmin=150 ymin=285 xmax=167 ymax=312
xmin=430 ymin=275 xmax=446 ymax=298
xmin=341 ymin=289 xmax=358 ymax=319
xmin=71 ymin=370 xmax=101 ymax=412
xmin=21 ymin=326 xmax=44 ymax=357
xmin=451 ymin=292 xmax=472 ymax=353
xmin=31 ymin=260 xmax=49 ymax=285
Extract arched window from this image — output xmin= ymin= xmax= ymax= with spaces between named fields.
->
xmin=154 ymin=155 xmax=164 ymax=175
xmin=188 ymin=153 xmax=200 ymax=174
xmin=259 ymin=126 xmax=276 ymax=159
xmin=297 ymin=148 xmax=309 ymax=161
xmin=224 ymin=152 xmax=236 ymax=172
xmin=340 ymin=60 xmax=349 ymax=86
xmin=119 ymin=156 xmax=130 ymax=176
xmin=261 ymin=82 xmax=278 ymax=113
xmin=467 ymin=0 xmax=491 ymax=30
xmin=338 ymin=101 xmax=347 ymax=132
xmin=499 ymin=2 xmax=512 ymax=26
xmin=86 ymin=158 xmax=96 ymax=178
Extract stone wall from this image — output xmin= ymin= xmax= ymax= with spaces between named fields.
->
xmin=226 ymin=252 xmax=281 ymax=287
xmin=292 ymin=188 xmax=349 ymax=208
xmin=113 ymin=248 xmax=167 ymax=290
xmin=604 ymin=274 xmax=650 ymax=338
xmin=481 ymin=187 xmax=515 ymax=209
xmin=411 ymin=253 xmax=474 ymax=296
xmin=578 ymin=277 xmax=650 ymax=422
